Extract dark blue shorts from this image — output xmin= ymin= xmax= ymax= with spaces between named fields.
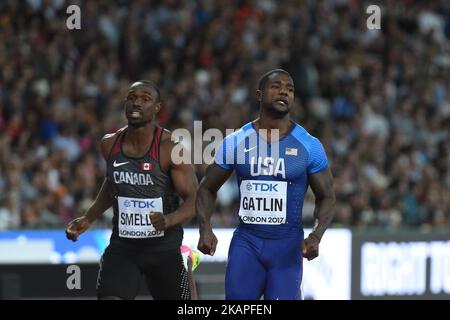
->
xmin=225 ymin=229 xmax=303 ymax=300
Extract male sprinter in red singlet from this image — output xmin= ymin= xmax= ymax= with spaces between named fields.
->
xmin=66 ymin=80 xmax=198 ymax=300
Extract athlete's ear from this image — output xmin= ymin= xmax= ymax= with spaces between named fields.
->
xmin=256 ymin=89 xmax=263 ymax=102
xmin=155 ymin=102 xmax=161 ymax=113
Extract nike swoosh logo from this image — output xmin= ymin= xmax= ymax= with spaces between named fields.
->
xmin=244 ymin=146 xmax=256 ymax=153
xmin=113 ymin=161 xmax=129 ymax=167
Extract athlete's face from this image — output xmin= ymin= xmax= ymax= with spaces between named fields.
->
xmin=124 ymin=84 xmax=161 ymax=127
xmin=257 ymin=73 xmax=294 ymax=115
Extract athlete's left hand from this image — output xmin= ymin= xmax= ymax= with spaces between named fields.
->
xmin=150 ymin=212 xmax=172 ymax=230
xmin=302 ymin=235 xmax=319 ymax=261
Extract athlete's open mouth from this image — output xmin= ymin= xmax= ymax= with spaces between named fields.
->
xmin=128 ymin=108 xmax=143 ymax=118
xmin=274 ymin=98 xmax=289 ymax=106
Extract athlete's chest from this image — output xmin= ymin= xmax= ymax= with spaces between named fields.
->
xmin=235 ymin=140 xmax=308 ymax=181
xmin=107 ymin=153 xmax=159 ymax=187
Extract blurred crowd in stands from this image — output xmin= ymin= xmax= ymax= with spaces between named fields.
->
xmin=0 ymin=0 xmax=449 ymax=231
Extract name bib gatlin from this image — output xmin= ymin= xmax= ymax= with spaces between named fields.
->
xmin=238 ymin=180 xmax=287 ymax=225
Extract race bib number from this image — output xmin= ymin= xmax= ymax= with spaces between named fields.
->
xmin=118 ymin=196 xmax=164 ymax=238
xmin=238 ymin=180 xmax=287 ymax=225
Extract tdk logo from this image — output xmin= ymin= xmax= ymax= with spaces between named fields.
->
xmin=249 ymin=182 xmax=278 ymax=192
xmin=125 ymin=200 xmax=155 ymax=208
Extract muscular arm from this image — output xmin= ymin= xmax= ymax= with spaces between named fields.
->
xmin=164 ymin=161 xmax=199 ymax=226
xmin=196 ymin=164 xmax=233 ymax=255
xmin=82 ymin=135 xmax=117 ymax=222
xmin=308 ymin=166 xmax=336 ymax=242
xmin=301 ymin=167 xmax=335 ymax=260
xmin=66 ymin=134 xmax=116 ymax=241
xmin=83 ymin=178 xmax=114 ymax=223
xmin=83 ymin=134 xmax=116 ymax=222
xmin=150 ymin=139 xmax=199 ymax=229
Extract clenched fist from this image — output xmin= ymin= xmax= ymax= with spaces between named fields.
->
xmin=302 ymin=235 xmax=320 ymax=261
xmin=197 ymin=228 xmax=218 ymax=256
xmin=66 ymin=216 xmax=91 ymax=242
xmin=149 ymin=212 xmax=173 ymax=231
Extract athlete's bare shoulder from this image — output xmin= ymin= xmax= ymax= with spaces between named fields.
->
xmin=160 ymin=128 xmax=172 ymax=142
xmin=159 ymin=128 xmax=176 ymax=155
xmin=159 ymin=127 xmax=186 ymax=171
xmin=100 ymin=126 xmax=127 ymax=160
xmin=159 ymin=128 xmax=176 ymax=149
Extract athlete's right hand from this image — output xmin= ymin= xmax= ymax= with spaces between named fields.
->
xmin=66 ymin=216 xmax=91 ymax=242
xmin=197 ymin=229 xmax=218 ymax=256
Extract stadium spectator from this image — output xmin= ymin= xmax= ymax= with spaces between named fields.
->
xmin=0 ymin=0 xmax=448 ymax=231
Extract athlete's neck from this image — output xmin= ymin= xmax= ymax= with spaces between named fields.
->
xmin=124 ymin=122 xmax=155 ymax=153
xmin=254 ymin=114 xmax=293 ymax=142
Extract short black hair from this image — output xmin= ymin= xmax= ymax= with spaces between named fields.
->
xmin=257 ymin=69 xmax=292 ymax=90
xmin=130 ymin=80 xmax=161 ymax=102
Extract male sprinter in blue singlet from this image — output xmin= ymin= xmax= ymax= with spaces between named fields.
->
xmin=196 ymin=69 xmax=335 ymax=300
